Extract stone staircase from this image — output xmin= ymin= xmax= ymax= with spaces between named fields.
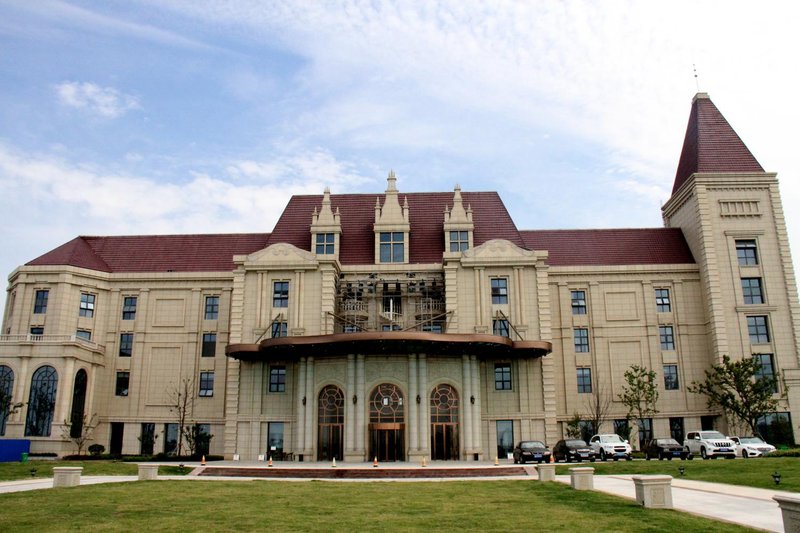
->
xmin=197 ymin=465 xmax=530 ymax=479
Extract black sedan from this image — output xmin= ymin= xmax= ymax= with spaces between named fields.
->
xmin=553 ymin=439 xmax=597 ymax=462
xmin=645 ymin=438 xmax=690 ymax=460
xmin=513 ymin=440 xmax=551 ymax=464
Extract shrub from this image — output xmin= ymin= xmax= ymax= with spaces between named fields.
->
xmin=767 ymin=448 xmax=800 ymax=458
xmin=88 ymin=444 xmax=105 ymax=456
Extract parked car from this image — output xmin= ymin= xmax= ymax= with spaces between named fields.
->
xmin=729 ymin=436 xmax=776 ymax=458
xmin=513 ymin=440 xmax=551 ymax=464
xmin=645 ymin=438 xmax=690 ymax=460
xmin=683 ymin=431 xmax=736 ymax=459
xmin=589 ymin=434 xmax=633 ymax=461
xmin=553 ymin=439 xmax=597 ymax=462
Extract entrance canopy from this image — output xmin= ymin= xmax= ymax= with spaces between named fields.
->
xmin=227 ymin=332 xmax=552 ymax=362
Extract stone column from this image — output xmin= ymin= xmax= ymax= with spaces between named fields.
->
xmin=295 ymin=358 xmax=306 ymax=459
xmin=346 ymin=354 xmax=355 ymax=453
xmin=355 ymin=355 xmax=366 ymax=455
xmin=462 ymin=355 xmax=473 ymax=454
xmin=304 ymin=357 xmax=315 ymax=454
xmin=408 ymin=355 xmax=419 ymax=452
xmin=471 ymin=356 xmax=481 ymax=458
xmin=418 ymin=354 xmax=429 ymax=455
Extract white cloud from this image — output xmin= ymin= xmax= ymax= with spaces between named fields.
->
xmin=55 ymin=81 xmax=141 ymax=119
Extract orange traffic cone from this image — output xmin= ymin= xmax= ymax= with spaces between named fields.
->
xmin=268 ymin=456 xmax=273 ymax=467
xmin=550 ymin=453 xmax=554 ymax=464
xmin=201 ymin=455 xmax=206 ymax=466
xmin=373 ymin=456 xmax=379 ymax=468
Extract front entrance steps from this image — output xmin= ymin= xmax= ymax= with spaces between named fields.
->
xmin=197 ymin=463 xmax=531 ymax=479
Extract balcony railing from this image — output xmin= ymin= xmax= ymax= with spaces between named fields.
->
xmin=416 ymin=300 xmax=445 ymax=315
xmin=0 ymin=334 xmax=105 ymax=352
xmin=340 ymin=299 xmax=369 ymax=313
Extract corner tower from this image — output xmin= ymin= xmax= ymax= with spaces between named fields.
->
xmin=662 ymin=93 xmax=800 ymax=440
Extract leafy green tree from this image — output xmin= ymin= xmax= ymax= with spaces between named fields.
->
xmin=688 ymin=355 xmax=781 ymax=438
xmin=565 ymin=413 xmax=583 ymax=438
xmin=618 ymin=365 xmax=659 ymax=449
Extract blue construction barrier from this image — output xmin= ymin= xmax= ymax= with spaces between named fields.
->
xmin=0 ymin=439 xmax=31 ymax=462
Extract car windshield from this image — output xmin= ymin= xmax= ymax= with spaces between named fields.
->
xmin=658 ymin=439 xmax=680 ymax=446
xmin=567 ymin=440 xmax=587 ymax=447
xmin=700 ymin=431 xmax=726 ymax=440
xmin=600 ymin=435 xmax=623 ymax=443
xmin=520 ymin=441 xmax=545 ymax=449
xmin=738 ymin=437 xmax=764 ymax=444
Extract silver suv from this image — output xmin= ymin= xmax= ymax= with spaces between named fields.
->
xmin=589 ymin=434 xmax=633 ymax=461
xmin=684 ymin=430 xmax=736 ymax=459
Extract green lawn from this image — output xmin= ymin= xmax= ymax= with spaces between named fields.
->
xmin=0 ymin=460 xmax=188 ymax=480
xmin=555 ymin=456 xmax=799 ymax=491
xmin=0 ymin=480 xmax=758 ymax=532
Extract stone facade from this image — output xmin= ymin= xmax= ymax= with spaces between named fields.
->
xmin=1 ymin=93 xmax=798 ymax=461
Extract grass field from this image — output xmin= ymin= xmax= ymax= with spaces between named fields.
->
xmin=554 ymin=456 xmax=800 ymax=492
xmin=0 ymin=479 xmax=759 ymax=532
xmin=0 ymin=461 xmax=189 ymax=480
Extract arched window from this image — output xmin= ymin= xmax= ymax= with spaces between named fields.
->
xmin=369 ymin=383 xmax=405 ymax=423
xmin=317 ymin=385 xmax=344 ymax=461
xmin=0 ymin=365 xmax=14 ymax=436
xmin=25 ymin=366 xmax=58 ymax=437
xmin=70 ymin=369 xmax=88 ymax=438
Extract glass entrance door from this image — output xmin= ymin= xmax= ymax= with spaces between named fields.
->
xmin=317 ymin=386 xmax=344 ymax=461
xmin=430 ymin=384 xmax=459 ymax=460
xmin=369 ymin=383 xmax=405 ymax=462
xmin=370 ymin=424 xmax=405 ymax=462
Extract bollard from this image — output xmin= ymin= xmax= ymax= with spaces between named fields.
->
xmin=138 ymin=464 xmax=159 ymax=481
xmin=569 ymin=467 xmax=594 ymax=490
xmin=632 ymin=476 xmax=673 ymax=509
xmin=53 ymin=467 xmax=83 ymax=488
xmin=536 ymin=463 xmax=556 ymax=482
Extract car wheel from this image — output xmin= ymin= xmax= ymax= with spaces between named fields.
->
xmin=613 ymin=457 xmax=619 ymax=461
xmin=646 ymin=453 xmax=651 ymax=461
xmin=701 ymin=447 xmax=708 ymax=460
xmin=667 ymin=455 xmax=673 ymax=461
xmin=626 ymin=456 xmax=632 ymax=461
xmin=658 ymin=452 xmax=664 ymax=461
xmin=590 ymin=457 xmax=595 ymax=463
xmin=742 ymin=450 xmax=748 ymax=459
xmin=726 ymin=455 xmax=735 ymax=460
xmin=600 ymin=449 xmax=606 ymax=461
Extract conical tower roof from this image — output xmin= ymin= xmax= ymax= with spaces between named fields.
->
xmin=672 ymin=93 xmax=764 ymax=194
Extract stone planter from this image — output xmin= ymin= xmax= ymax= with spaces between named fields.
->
xmin=569 ymin=467 xmax=594 ymax=490
xmin=52 ymin=467 xmax=83 ymax=488
xmin=138 ymin=464 xmax=159 ymax=481
xmin=773 ymin=494 xmax=800 ymax=533
xmin=535 ymin=463 xmax=556 ymax=481
xmin=632 ymin=475 xmax=673 ymax=509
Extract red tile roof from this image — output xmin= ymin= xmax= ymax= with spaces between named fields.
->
xmin=268 ymin=191 xmax=524 ymax=265
xmin=520 ymin=228 xmax=694 ymax=266
xmin=672 ymin=93 xmax=764 ymax=194
xmin=27 ymin=234 xmax=270 ymax=273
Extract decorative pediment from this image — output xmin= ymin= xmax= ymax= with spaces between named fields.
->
xmin=462 ymin=239 xmax=535 ymax=261
xmin=245 ymin=242 xmax=317 ymax=266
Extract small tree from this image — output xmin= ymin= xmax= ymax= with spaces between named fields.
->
xmin=61 ymin=413 xmax=98 ymax=456
xmin=183 ymin=423 xmax=214 ymax=457
xmin=167 ymin=377 xmax=196 ymax=457
xmin=565 ymin=413 xmax=583 ymax=438
xmin=0 ymin=386 xmax=23 ymax=430
xmin=688 ymin=354 xmax=782 ymax=438
xmin=618 ymin=365 xmax=659 ymax=449
xmin=584 ymin=383 xmax=612 ymax=437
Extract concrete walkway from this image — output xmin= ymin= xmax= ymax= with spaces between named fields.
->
xmin=0 ymin=463 xmax=792 ymax=532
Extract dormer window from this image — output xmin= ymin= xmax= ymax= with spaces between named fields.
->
xmin=380 ymin=232 xmax=405 ymax=263
xmin=449 ymin=231 xmax=469 ymax=252
xmin=315 ymin=233 xmax=335 ymax=255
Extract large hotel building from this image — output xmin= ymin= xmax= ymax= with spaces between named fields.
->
xmin=1 ymin=93 xmax=798 ymax=461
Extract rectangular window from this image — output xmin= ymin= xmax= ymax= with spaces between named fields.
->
xmin=741 ymin=277 xmax=764 ymax=304
xmin=76 ymin=329 xmax=92 ymax=341
xmin=571 ymin=290 xmax=587 ymax=315
xmin=491 ymin=278 xmax=508 ymax=305
xmin=140 ymin=423 xmax=156 ymax=455
xmin=655 ymin=288 xmax=671 ymax=313
xmin=748 ymin=316 xmax=770 ymax=344
xmin=30 ymin=327 xmax=44 ymax=336
xmin=639 ymin=418 xmax=653 ymax=448
xmin=119 ymin=333 xmax=133 ymax=357
xmin=382 ymin=324 xmax=401 ymax=331
xmin=496 ymin=420 xmax=514 ymax=459
xmin=659 ymin=325 xmax=675 ymax=350
xmin=79 ymin=292 xmax=95 ymax=318
xmin=33 ymin=290 xmax=49 ymax=314
xmin=199 ymin=372 xmax=214 ymax=397
xmin=449 ymin=230 xmax=469 ymax=252
xmin=494 ymin=363 xmax=512 ymax=390
xmin=164 ymin=423 xmax=178 ymax=455
xmin=315 ymin=233 xmax=335 ymax=255
xmin=269 ymin=366 xmax=286 ymax=393
xmin=115 ymin=371 xmax=129 ymax=397
xmin=493 ymin=319 xmax=510 ymax=337
xmin=421 ymin=323 xmax=443 ymax=333
xmin=273 ymin=281 xmax=289 ymax=308
xmin=271 ymin=321 xmax=288 ymax=338
xmin=202 ymin=333 xmax=217 ymax=357
xmin=577 ymin=367 xmax=592 ymax=393
xmin=736 ymin=239 xmax=759 ymax=266
xmin=122 ymin=296 xmax=137 ymax=320
xmin=663 ymin=364 xmax=679 ymax=390
xmin=614 ymin=419 xmax=630 ymax=440
xmin=574 ymin=328 xmax=590 ymax=352
xmin=268 ymin=422 xmax=285 ymax=458
xmin=753 ymin=353 xmax=778 ymax=393
xmin=204 ymin=296 xmax=219 ymax=320
xmin=379 ymin=232 xmax=404 ymax=263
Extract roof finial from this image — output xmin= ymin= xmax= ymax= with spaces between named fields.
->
xmin=693 ymin=64 xmax=701 ymax=93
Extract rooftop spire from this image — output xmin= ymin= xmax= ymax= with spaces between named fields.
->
xmin=672 ymin=93 xmax=764 ymax=194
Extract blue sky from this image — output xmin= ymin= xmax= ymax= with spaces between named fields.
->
xmin=2 ymin=1 xmax=800 ymax=313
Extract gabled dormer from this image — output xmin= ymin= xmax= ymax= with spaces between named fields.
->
xmin=310 ymin=187 xmax=341 ymax=260
xmin=373 ymin=171 xmax=410 ymax=264
xmin=443 ymin=184 xmax=474 ymax=256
